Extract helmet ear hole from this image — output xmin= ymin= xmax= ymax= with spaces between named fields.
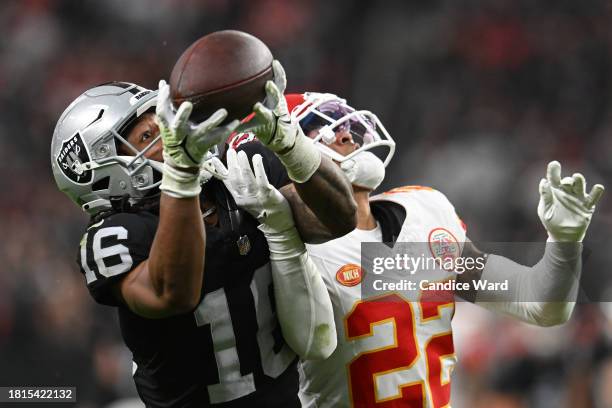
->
xmin=92 ymin=176 xmax=110 ymax=192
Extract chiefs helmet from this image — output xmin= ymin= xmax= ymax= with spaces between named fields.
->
xmin=285 ymin=92 xmax=395 ymax=166
xmin=51 ymin=82 xmax=161 ymax=215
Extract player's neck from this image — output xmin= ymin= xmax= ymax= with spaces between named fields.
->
xmin=353 ymin=189 xmax=377 ymax=230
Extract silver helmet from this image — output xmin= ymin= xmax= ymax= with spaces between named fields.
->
xmin=51 ymin=82 xmax=161 ymax=215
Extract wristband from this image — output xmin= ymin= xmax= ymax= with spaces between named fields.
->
xmin=159 ymin=159 xmax=201 ymax=198
xmin=277 ymin=131 xmax=322 ymax=183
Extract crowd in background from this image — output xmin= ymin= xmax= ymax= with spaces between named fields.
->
xmin=0 ymin=0 xmax=611 ymax=407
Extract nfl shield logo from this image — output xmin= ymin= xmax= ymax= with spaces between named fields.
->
xmin=237 ymin=235 xmax=251 ymax=256
xmin=56 ymin=132 xmax=93 ymax=184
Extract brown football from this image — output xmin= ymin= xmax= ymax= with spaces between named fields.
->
xmin=169 ymin=30 xmax=273 ymax=123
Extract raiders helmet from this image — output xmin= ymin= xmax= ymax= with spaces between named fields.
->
xmin=51 ymin=82 xmax=161 ymax=215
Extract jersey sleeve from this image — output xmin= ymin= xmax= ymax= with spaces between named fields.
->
xmin=76 ymin=212 xmax=158 ymax=307
xmin=233 ymin=139 xmax=291 ymax=189
xmin=303 ymin=247 xmax=337 ymax=291
xmin=425 ymin=189 xmax=466 ymax=232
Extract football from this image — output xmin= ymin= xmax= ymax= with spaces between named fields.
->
xmin=169 ymin=30 xmax=274 ymax=123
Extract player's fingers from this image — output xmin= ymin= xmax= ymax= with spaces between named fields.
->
xmin=205 ymin=157 xmax=228 ymax=180
xmin=201 ymin=119 xmax=237 ymax=149
xmin=546 ymin=160 xmax=562 ymax=187
xmin=156 ymin=80 xmax=169 ymax=102
xmin=237 ymin=150 xmax=254 ymax=187
xmin=225 ymin=148 xmax=239 ymax=186
xmin=156 ymin=80 xmax=169 ymax=106
xmin=224 ymin=119 xmax=240 ymax=134
xmin=560 ymin=176 xmax=574 ymax=194
xmin=586 ymin=184 xmax=605 ymax=208
xmin=218 ymin=120 xmax=240 ymax=142
xmin=252 ymin=154 xmax=269 ymax=190
xmin=252 ymin=102 xmax=274 ymax=131
xmin=253 ymin=101 xmax=268 ymax=117
xmin=155 ymin=81 xmax=171 ymax=124
xmin=202 ymin=120 xmax=240 ymax=151
xmin=236 ymin=149 xmax=251 ymax=171
xmin=154 ymin=113 xmax=169 ymax=130
xmin=539 ymin=178 xmax=553 ymax=207
xmin=173 ymin=101 xmax=193 ymax=129
xmin=571 ymin=173 xmax=586 ymax=200
xmin=264 ymin=80 xmax=281 ymax=109
xmin=195 ymin=108 xmax=227 ymax=134
xmin=272 ymin=60 xmax=287 ymax=93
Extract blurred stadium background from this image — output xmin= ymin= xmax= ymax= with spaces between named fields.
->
xmin=0 ymin=0 xmax=611 ymax=407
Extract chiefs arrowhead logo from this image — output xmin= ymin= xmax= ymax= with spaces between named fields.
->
xmin=336 ymin=264 xmax=362 ymax=287
xmin=56 ymin=132 xmax=93 ymax=184
xmin=428 ymin=228 xmax=460 ymax=271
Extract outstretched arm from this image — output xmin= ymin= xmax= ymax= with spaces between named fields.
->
xmin=119 ymin=194 xmax=205 ymax=318
xmin=280 ymin=155 xmax=356 ymax=244
xmin=117 ymin=81 xmax=238 ymax=318
xmin=218 ymin=149 xmax=337 ymax=359
xmin=456 ymin=161 xmax=604 ymax=326
xmin=240 ymin=60 xmax=357 ymax=243
xmin=467 ymin=243 xmax=582 ymax=326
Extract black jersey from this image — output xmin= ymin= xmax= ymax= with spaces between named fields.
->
xmin=77 ymin=142 xmax=299 ymax=407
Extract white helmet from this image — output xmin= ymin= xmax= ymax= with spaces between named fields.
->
xmin=50 ymin=82 xmax=161 ymax=215
xmin=285 ymin=92 xmax=396 ymax=166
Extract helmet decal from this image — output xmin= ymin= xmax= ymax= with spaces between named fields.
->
xmin=55 ymin=132 xmax=93 ymax=184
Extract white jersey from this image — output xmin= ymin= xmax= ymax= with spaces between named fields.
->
xmin=300 ymin=186 xmax=467 ymax=408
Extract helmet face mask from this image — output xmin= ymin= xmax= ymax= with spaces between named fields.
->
xmin=288 ymin=92 xmax=396 ymax=167
xmin=51 ymin=82 xmax=162 ymax=215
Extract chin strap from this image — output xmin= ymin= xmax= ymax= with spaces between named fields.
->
xmin=110 ymin=194 xmax=133 ymax=212
xmin=340 ymin=151 xmax=386 ymax=190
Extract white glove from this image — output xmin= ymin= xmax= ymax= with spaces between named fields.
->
xmin=199 ymin=153 xmax=227 ymax=185
xmin=239 ymin=61 xmax=321 ymax=183
xmin=538 ymin=160 xmax=604 ymax=242
xmin=240 ymin=61 xmax=293 ymax=152
xmin=155 ymin=80 xmax=239 ymax=198
xmin=218 ymin=148 xmax=295 ymax=233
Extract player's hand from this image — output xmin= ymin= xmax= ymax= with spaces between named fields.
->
xmin=156 ymin=80 xmax=239 ymax=169
xmin=218 ymin=149 xmax=295 ymax=233
xmin=239 ymin=60 xmax=297 ymax=154
xmin=156 ymin=80 xmax=239 ymax=197
xmin=200 ymin=154 xmax=227 ymax=185
xmin=237 ymin=61 xmax=321 ymax=183
xmin=538 ymin=160 xmax=604 ymax=242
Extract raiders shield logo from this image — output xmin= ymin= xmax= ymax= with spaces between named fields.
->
xmin=56 ymin=132 xmax=93 ymax=184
